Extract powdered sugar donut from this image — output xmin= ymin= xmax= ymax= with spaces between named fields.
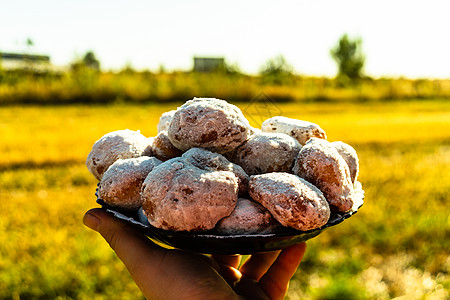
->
xmin=157 ymin=109 xmax=176 ymax=133
xmin=98 ymin=156 xmax=162 ymax=210
xmin=141 ymin=157 xmax=239 ymax=231
xmin=215 ymin=198 xmax=282 ymax=235
xmin=152 ymin=130 xmax=183 ymax=161
xmin=142 ymin=137 xmax=155 ymax=157
xmin=261 ymin=116 xmax=327 ymax=145
xmin=86 ymin=129 xmax=152 ymax=180
xmin=167 ymin=98 xmax=252 ymax=153
xmin=293 ymin=138 xmax=356 ymax=212
xmin=331 ymin=141 xmax=359 ymax=184
xmin=182 ymin=148 xmax=249 ymax=196
xmin=228 ymin=132 xmax=301 ymax=175
xmin=249 ymin=173 xmax=330 ymax=231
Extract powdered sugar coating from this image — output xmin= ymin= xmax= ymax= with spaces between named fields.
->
xmin=141 ymin=157 xmax=239 ymax=231
xmin=293 ymin=138 xmax=355 ymax=212
xmin=352 ymin=181 xmax=365 ymax=211
xmin=228 ymin=132 xmax=301 ymax=175
xmin=157 ymin=110 xmax=176 ymax=133
xmin=142 ymin=137 xmax=155 ymax=157
xmin=98 ymin=156 xmax=163 ymax=210
xmin=86 ymin=129 xmax=152 ymax=180
xmin=215 ymin=198 xmax=282 ymax=235
xmin=249 ymin=173 xmax=330 ymax=231
xmin=182 ymin=148 xmax=249 ymax=196
xmin=331 ymin=141 xmax=359 ymax=184
xmin=167 ymin=98 xmax=252 ymax=153
xmin=152 ymin=130 xmax=183 ymax=161
xmin=261 ymin=116 xmax=327 ymax=145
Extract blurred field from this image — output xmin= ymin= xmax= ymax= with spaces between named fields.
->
xmin=1 ymin=69 xmax=450 ymax=105
xmin=1 ymin=100 xmax=449 ymax=299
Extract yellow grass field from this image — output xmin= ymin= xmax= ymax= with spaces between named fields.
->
xmin=1 ymin=100 xmax=449 ymax=299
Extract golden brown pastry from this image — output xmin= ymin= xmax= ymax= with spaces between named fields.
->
xmin=141 ymin=157 xmax=239 ymax=231
xmin=98 ymin=156 xmax=162 ymax=210
xmin=331 ymin=141 xmax=359 ymax=184
xmin=215 ymin=198 xmax=282 ymax=235
xmin=167 ymin=98 xmax=252 ymax=154
xmin=152 ymin=130 xmax=183 ymax=161
xmin=86 ymin=129 xmax=152 ymax=180
xmin=157 ymin=109 xmax=176 ymax=133
xmin=293 ymin=138 xmax=356 ymax=212
xmin=249 ymin=172 xmax=330 ymax=231
xmin=228 ymin=132 xmax=301 ymax=175
xmin=182 ymin=148 xmax=249 ymax=196
xmin=261 ymin=116 xmax=326 ymax=145
xmin=142 ymin=137 xmax=155 ymax=157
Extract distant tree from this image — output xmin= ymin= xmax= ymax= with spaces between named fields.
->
xmin=223 ymin=61 xmax=242 ymax=75
xmin=211 ymin=60 xmax=242 ymax=75
xmin=26 ymin=38 xmax=34 ymax=48
xmin=71 ymin=50 xmax=101 ymax=72
xmin=24 ymin=38 xmax=37 ymax=71
xmin=331 ymin=34 xmax=365 ymax=81
xmin=82 ymin=51 xmax=100 ymax=71
xmin=259 ymin=55 xmax=294 ymax=84
xmin=158 ymin=64 xmax=166 ymax=74
xmin=260 ymin=55 xmax=293 ymax=76
xmin=120 ymin=62 xmax=135 ymax=75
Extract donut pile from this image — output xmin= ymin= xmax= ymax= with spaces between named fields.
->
xmin=86 ymin=98 xmax=363 ymax=234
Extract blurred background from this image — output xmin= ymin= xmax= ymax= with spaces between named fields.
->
xmin=1 ymin=0 xmax=449 ymax=299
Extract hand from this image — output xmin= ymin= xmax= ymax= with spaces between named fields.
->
xmin=83 ymin=208 xmax=307 ymax=300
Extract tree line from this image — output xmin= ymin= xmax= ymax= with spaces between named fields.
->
xmin=1 ymin=34 xmax=448 ymax=105
xmin=67 ymin=34 xmax=365 ymax=82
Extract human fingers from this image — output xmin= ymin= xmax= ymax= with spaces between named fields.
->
xmin=83 ymin=208 xmax=169 ymax=297
xmin=211 ymin=254 xmax=242 ymax=269
xmin=84 ymin=208 xmax=239 ymax=300
xmin=259 ymin=243 xmax=307 ymax=300
xmin=238 ymin=251 xmax=281 ymax=281
xmin=210 ymin=254 xmax=242 ymax=284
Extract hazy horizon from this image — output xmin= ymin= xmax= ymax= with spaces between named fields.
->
xmin=2 ymin=0 xmax=450 ymax=79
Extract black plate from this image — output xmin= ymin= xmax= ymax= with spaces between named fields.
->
xmin=96 ymin=183 xmax=364 ymax=255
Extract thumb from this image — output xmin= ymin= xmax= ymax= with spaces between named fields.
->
xmin=83 ymin=208 xmax=239 ymax=300
xmin=83 ymin=208 xmax=153 ymax=253
xmin=83 ymin=208 xmax=167 ymax=295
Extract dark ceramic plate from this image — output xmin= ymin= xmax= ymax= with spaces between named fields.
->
xmin=96 ymin=182 xmax=364 ymax=255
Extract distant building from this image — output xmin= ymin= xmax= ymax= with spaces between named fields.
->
xmin=0 ymin=52 xmax=51 ymax=71
xmin=193 ymin=57 xmax=225 ymax=72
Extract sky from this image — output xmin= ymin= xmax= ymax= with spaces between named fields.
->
xmin=1 ymin=0 xmax=450 ymax=78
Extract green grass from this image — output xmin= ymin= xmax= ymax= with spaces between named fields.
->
xmin=1 ymin=69 xmax=450 ymax=105
xmin=0 ymin=99 xmax=449 ymax=299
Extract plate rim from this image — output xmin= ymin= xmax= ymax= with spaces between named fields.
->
xmin=95 ymin=181 xmax=364 ymax=254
